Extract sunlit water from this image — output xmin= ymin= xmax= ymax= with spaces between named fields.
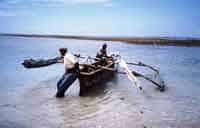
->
xmin=0 ymin=36 xmax=200 ymax=128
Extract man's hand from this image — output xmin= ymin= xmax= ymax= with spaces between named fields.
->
xmin=74 ymin=54 xmax=80 ymax=57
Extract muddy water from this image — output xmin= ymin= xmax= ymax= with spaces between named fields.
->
xmin=0 ymin=36 xmax=200 ymax=128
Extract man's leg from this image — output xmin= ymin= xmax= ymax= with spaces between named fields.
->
xmin=56 ymin=73 xmax=77 ymax=97
xmin=57 ymin=74 xmax=65 ymax=90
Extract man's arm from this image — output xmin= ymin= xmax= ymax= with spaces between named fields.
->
xmin=57 ymin=58 xmax=64 ymax=63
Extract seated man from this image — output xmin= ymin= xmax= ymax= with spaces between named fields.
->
xmin=96 ymin=43 xmax=109 ymax=65
xmin=96 ymin=43 xmax=108 ymax=58
xmin=56 ymin=48 xmax=79 ymax=98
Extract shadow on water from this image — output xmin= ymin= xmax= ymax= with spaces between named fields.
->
xmin=0 ymin=122 xmax=27 ymax=128
xmin=81 ymin=84 xmax=110 ymax=97
xmin=79 ymin=75 xmax=119 ymax=97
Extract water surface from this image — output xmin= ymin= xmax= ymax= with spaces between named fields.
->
xmin=0 ymin=36 xmax=200 ymax=128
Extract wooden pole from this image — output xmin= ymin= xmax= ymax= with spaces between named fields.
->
xmin=126 ymin=62 xmax=159 ymax=73
xmin=97 ymin=66 xmax=165 ymax=92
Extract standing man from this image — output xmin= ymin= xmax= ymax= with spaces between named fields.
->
xmin=56 ymin=48 xmax=79 ymax=98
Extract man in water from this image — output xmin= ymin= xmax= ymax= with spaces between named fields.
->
xmin=56 ymin=48 xmax=79 ymax=97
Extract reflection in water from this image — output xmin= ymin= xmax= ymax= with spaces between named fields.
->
xmin=0 ymin=37 xmax=200 ymax=128
xmin=22 ymin=75 xmax=144 ymax=128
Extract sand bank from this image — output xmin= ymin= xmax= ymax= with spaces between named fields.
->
xmin=1 ymin=33 xmax=200 ymax=46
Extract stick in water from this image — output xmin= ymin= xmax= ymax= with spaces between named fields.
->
xmin=119 ymin=59 xmax=143 ymax=90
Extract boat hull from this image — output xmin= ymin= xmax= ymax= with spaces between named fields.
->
xmin=78 ymin=59 xmax=115 ymax=96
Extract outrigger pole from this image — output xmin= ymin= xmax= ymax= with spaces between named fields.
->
xmin=126 ymin=62 xmax=159 ymax=74
xmin=97 ymin=65 xmax=165 ymax=92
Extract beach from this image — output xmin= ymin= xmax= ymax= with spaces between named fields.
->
xmin=0 ymin=36 xmax=200 ymax=128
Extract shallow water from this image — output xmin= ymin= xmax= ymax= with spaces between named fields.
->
xmin=0 ymin=36 xmax=200 ymax=128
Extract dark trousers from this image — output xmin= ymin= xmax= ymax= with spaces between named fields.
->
xmin=56 ymin=71 xmax=78 ymax=97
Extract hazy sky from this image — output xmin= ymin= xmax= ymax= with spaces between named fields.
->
xmin=0 ymin=0 xmax=199 ymax=37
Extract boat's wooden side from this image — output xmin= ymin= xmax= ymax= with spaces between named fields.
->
xmin=78 ymin=59 xmax=115 ymax=95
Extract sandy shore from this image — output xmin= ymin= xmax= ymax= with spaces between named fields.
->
xmin=1 ymin=33 xmax=200 ymax=46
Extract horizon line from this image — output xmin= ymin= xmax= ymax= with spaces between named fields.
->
xmin=0 ymin=33 xmax=200 ymax=40
xmin=1 ymin=33 xmax=200 ymax=47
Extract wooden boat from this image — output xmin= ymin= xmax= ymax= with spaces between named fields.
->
xmin=78 ymin=57 xmax=116 ymax=95
xmin=21 ymin=53 xmax=165 ymax=94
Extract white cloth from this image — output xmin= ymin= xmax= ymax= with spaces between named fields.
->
xmin=64 ymin=53 xmax=78 ymax=70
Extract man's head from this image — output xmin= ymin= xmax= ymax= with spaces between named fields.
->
xmin=102 ymin=43 xmax=107 ymax=49
xmin=59 ymin=48 xmax=68 ymax=57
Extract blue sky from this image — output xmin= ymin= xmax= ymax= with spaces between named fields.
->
xmin=0 ymin=0 xmax=200 ymax=37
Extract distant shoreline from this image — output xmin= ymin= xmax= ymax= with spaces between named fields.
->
xmin=1 ymin=33 xmax=200 ymax=47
